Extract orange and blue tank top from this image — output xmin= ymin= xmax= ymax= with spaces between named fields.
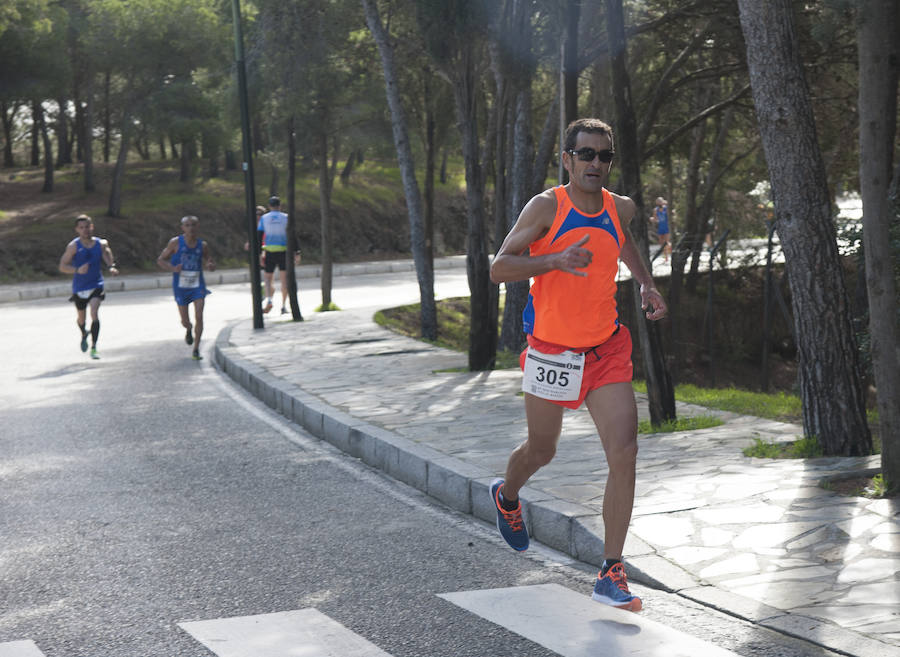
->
xmin=523 ymin=185 xmax=624 ymax=348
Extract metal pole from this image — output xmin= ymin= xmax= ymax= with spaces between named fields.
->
xmin=231 ymin=0 xmax=263 ymax=329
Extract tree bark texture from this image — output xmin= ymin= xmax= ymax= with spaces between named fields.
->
xmin=30 ymin=100 xmax=40 ymax=166
xmin=737 ymin=0 xmax=871 ymax=455
xmin=107 ymin=118 xmax=131 ymax=217
xmin=38 ymin=103 xmax=53 ymax=193
xmin=606 ymin=0 xmax=676 ymax=424
xmin=1 ymin=101 xmax=15 ymax=167
xmin=82 ymin=70 xmax=95 ymax=192
xmin=318 ymin=130 xmax=333 ymax=308
xmin=454 ymin=50 xmax=498 ymax=371
xmin=857 ymin=0 xmax=899 ymax=488
xmin=286 ymin=116 xmax=302 ymax=320
xmin=362 ymin=0 xmax=437 ymax=340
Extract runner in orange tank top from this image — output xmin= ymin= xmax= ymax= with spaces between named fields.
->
xmin=488 ymin=118 xmax=668 ymax=613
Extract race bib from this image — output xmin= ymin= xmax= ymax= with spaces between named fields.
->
xmin=179 ymin=270 xmax=200 ymax=288
xmin=76 ymin=288 xmax=96 ymax=299
xmin=522 ymin=347 xmax=585 ymax=402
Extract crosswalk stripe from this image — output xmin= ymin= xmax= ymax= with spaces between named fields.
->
xmin=178 ymin=608 xmax=393 ymax=657
xmin=0 ymin=641 xmax=45 ymax=657
xmin=439 ymin=583 xmax=741 ymax=657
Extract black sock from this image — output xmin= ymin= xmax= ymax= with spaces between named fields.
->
xmin=90 ymin=320 xmax=99 ymax=346
xmin=499 ymin=489 xmax=519 ymax=512
xmin=78 ymin=322 xmax=87 ymax=337
xmin=601 ymin=558 xmax=621 ymax=577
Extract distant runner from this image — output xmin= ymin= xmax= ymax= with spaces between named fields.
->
xmin=157 ymin=215 xmax=215 ymax=360
xmin=257 ymin=195 xmax=293 ymax=315
xmin=58 ymin=214 xmax=119 ymax=359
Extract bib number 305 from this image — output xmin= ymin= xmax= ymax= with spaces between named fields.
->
xmin=522 ymin=347 xmax=585 ymax=402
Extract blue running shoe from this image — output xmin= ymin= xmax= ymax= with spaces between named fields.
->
xmin=490 ymin=479 xmax=528 ymax=551
xmin=592 ymin=562 xmax=642 ymax=612
xmin=80 ymin=333 xmax=88 ymax=352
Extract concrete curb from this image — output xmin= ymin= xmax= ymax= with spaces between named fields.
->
xmin=0 ymin=255 xmax=468 ymax=304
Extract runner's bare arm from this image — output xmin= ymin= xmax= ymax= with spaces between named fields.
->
xmin=204 ymin=241 xmax=216 ymax=271
xmin=614 ymin=194 xmax=667 ymax=320
xmin=101 ymin=239 xmax=119 ymax=276
xmin=490 ymin=191 xmax=593 ymax=283
xmin=156 ymin=238 xmax=181 ymax=272
xmin=58 ymin=241 xmax=78 ymax=274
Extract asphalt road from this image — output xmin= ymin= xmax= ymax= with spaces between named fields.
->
xmin=1 ymin=271 xmax=840 ymax=657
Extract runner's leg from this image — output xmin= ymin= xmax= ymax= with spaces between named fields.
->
xmin=502 ymin=393 xmax=564 ymax=501
xmin=279 ymin=268 xmax=288 ymax=310
xmin=584 ymin=381 xmax=638 ymax=560
xmin=88 ymin=297 xmax=102 ymax=347
xmin=192 ymin=298 xmax=205 ymax=350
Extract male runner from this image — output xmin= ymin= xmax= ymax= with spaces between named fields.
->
xmin=489 ymin=118 xmax=668 ymax=612
xmin=651 ymin=196 xmax=671 ymax=262
xmin=58 ymin=214 xmax=119 ymax=359
xmin=257 ymin=196 xmax=293 ymax=315
xmin=157 ymin=215 xmax=215 ymax=360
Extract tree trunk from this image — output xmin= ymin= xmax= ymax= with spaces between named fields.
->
xmin=453 ymin=51 xmax=497 ymax=371
xmin=857 ymin=0 xmax=899 ymax=489
xmin=108 ymin=119 xmax=131 ymax=217
xmin=499 ymin=88 xmax=533 ymax=354
xmin=103 ymin=70 xmax=111 ymax=163
xmin=524 ymin=100 xmax=550 ymax=192
xmin=55 ymin=98 xmax=71 ymax=167
xmin=31 ymin=100 xmax=40 ymax=166
xmin=1 ymin=100 xmax=16 ymax=167
xmin=37 ymin=103 xmax=54 ymax=193
xmin=285 ymin=116 xmax=302 ymax=320
xmin=737 ymin=0 xmax=871 ymax=455
xmin=318 ymin=130 xmax=333 ymax=308
xmin=82 ymin=70 xmax=95 ymax=192
xmin=362 ymin=0 xmax=437 ymax=339
xmin=606 ymin=0 xmax=676 ymax=424
xmin=424 ymin=75 xmax=435 ymax=269
xmin=563 ymin=0 xmax=580 ymax=126
xmin=180 ymin=140 xmax=190 ymax=182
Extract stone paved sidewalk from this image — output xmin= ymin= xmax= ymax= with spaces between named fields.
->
xmin=215 ymin=304 xmax=899 ymax=657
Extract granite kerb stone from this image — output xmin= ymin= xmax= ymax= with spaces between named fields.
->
xmin=760 ymin=613 xmax=900 ymax=657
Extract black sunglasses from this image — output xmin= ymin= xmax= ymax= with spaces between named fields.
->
xmin=568 ymin=147 xmax=615 ymax=163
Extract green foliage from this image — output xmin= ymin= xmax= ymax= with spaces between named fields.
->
xmin=743 ymin=435 xmax=823 ymax=459
xmin=315 ymin=302 xmax=341 ymax=312
xmin=868 ymin=474 xmax=888 ymax=497
xmin=743 ymin=438 xmax=783 ymax=458
xmin=632 ymin=380 xmax=802 ymax=422
xmin=638 ymin=415 xmax=724 ymax=434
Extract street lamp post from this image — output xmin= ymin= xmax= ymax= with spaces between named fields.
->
xmin=231 ymin=0 xmax=263 ymax=329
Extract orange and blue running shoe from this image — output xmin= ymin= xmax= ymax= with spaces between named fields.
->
xmin=490 ymin=479 xmax=529 ymax=551
xmin=592 ymin=562 xmax=642 ymax=612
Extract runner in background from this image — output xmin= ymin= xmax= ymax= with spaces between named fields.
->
xmin=58 ymin=214 xmax=119 ymax=359
xmin=157 ymin=215 xmax=215 ymax=360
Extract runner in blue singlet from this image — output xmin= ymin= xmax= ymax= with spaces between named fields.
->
xmin=157 ymin=216 xmax=215 ymax=360
xmin=58 ymin=214 xmax=119 ymax=359
xmin=652 ymin=197 xmax=671 ymax=262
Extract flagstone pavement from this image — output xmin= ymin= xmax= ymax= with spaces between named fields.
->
xmin=215 ymin=298 xmax=898 ymax=657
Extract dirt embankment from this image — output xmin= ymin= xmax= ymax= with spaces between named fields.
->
xmin=0 ymin=162 xmax=469 ymax=282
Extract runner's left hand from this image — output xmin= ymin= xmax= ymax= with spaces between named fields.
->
xmin=640 ymin=284 xmax=667 ymax=320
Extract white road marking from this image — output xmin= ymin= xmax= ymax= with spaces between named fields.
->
xmin=439 ymin=583 xmax=741 ymax=657
xmin=0 ymin=641 xmax=45 ymax=657
xmin=178 ymin=609 xmax=392 ymax=657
